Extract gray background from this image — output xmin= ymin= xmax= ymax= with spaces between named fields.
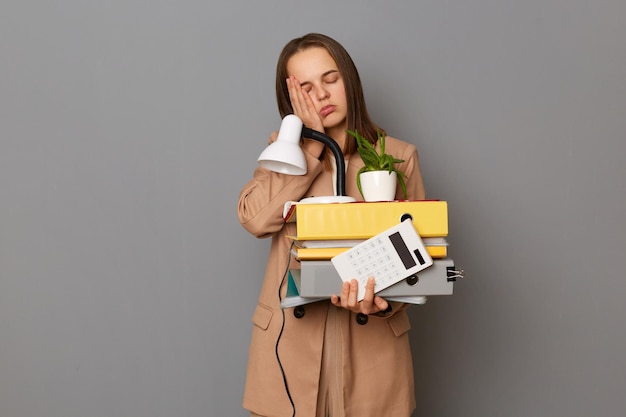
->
xmin=1 ymin=1 xmax=625 ymax=416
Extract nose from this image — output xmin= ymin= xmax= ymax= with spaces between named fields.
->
xmin=315 ymin=85 xmax=330 ymax=101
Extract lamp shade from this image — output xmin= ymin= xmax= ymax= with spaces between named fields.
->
xmin=257 ymin=115 xmax=307 ymax=175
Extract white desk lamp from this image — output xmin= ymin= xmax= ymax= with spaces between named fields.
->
xmin=257 ymin=115 xmax=356 ymax=203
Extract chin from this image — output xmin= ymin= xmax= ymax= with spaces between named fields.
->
xmin=323 ymin=115 xmax=347 ymax=131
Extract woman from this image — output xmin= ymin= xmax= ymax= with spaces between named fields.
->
xmin=238 ymin=33 xmax=426 ymax=417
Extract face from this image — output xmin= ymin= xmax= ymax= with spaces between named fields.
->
xmin=286 ymin=47 xmax=348 ymax=136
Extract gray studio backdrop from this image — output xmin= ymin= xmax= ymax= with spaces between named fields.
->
xmin=1 ymin=1 xmax=625 ymax=416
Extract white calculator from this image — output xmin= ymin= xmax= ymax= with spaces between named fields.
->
xmin=331 ymin=219 xmax=433 ymax=301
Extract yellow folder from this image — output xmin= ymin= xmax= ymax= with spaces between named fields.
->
xmin=287 ymin=200 xmax=448 ymax=240
xmin=292 ymin=245 xmax=448 ymax=260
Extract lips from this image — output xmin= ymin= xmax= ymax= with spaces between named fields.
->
xmin=319 ymin=105 xmax=336 ymax=118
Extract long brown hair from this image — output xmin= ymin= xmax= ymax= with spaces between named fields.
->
xmin=275 ymin=33 xmax=383 ymax=158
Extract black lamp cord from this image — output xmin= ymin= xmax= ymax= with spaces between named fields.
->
xmin=276 ymin=240 xmax=296 ymax=417
xmin=302 ymin=126 xmax=347 ymax=197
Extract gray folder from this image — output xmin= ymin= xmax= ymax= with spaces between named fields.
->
xmin=293 ymin=258 xmax=456 ymax=298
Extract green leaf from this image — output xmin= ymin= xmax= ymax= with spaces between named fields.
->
xmin=397 ymin=172 xmax=408 ymax=199
xmin=356 ymin=166 xmax=368 ymax=198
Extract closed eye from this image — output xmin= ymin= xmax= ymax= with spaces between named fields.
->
xmin=323 ymin=71 xmax=340 ymax=84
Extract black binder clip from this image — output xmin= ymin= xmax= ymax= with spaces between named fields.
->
xmin=446 ymin=266 xmax=465 ymax=282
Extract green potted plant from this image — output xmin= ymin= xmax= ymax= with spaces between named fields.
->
xmin=347 ymin=129 xmax=408 ymax=201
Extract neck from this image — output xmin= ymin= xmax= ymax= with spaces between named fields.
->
xmin=325 ymin=126 xmax=347 ymax=154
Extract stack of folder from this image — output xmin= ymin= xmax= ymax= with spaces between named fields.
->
xmin=286 ymin=200 xmax=449 ymax=259
xmin=281 ymin=200 xmax=462 ymax=308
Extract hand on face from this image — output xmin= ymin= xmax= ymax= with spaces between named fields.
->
xmin=287 ymin=75 xmax=325 ymax=133
xmin=330 ymin=277 xmax=389 ymax=315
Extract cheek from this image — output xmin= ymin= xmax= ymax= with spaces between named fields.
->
xmin=332 ymin=83 xmax=347 ymax=104
xmin=333 ymin=92 xmax=348 ymax=110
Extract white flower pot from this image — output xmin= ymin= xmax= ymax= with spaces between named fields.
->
xmin=359 ymin=171 xmax=397 ymax=202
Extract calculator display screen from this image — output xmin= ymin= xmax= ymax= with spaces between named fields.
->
xmin=388 ymin=231 xmax=417 ymax=270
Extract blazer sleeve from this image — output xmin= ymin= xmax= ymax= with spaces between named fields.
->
xmin=238 ymin=135 xmax=325 ymax=239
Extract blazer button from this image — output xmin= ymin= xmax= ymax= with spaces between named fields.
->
xmin=356 ymin=313 xmax=369 ymax=325
xmin=293 ymin=306 xmax=305 ymax=319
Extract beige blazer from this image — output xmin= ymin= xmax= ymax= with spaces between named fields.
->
xmin=238 ymin=135 xmax=426 ymax=417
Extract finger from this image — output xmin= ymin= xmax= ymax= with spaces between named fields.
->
xmin=287 ymin=77 xmax=306 ymax=115
xmin=300 ymin=91 xmax=324 ymax=132
xmin=286 ymin=77 xmax=299 ymax=112
xmin=339 ymin=281 xmax=351 ymax=308
xmin=360 ymin=277 xmax=376 ymax=314
xmin=373 ymin=296 xmax=389 ymax=313
xmin=347 ymin=279 xmax=358 ymax=307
